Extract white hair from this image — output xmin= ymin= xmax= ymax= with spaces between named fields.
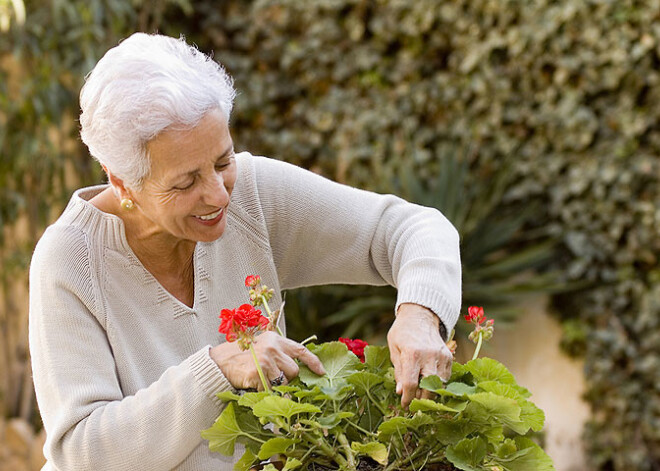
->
xmin=79 ymin=33 xmax=236 ymax=189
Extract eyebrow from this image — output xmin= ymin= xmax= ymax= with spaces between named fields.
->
xmin=172 ymin=144 xmax=234 ymax=181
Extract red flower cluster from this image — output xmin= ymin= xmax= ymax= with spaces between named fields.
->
xmin=464 ymin=306 xmax=491 ymax=325
xmin=245 ymin=275 xmax=261 ymax=288
xmin=219 ymin=303 xmax=269 ymax=343
xmin=464 ymin=306 xmax=495 ymax=345
xmin=339 ymin=337 xmax=368 ymax=363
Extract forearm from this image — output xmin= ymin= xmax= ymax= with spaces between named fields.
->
xmin=39 ymin=347 xmax=232 ymax=470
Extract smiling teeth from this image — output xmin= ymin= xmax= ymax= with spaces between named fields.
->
xmin=196 ymin=208 xmax=222 ymax=220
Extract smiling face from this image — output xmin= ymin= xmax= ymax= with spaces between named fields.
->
xmin=125 ymin=108 xmax=237 ymax=244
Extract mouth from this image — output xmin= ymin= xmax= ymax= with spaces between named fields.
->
xmin=193 ymin=207 xmax=224 ymax=223
xmin=195 ymin=208 xmax=224 ymax=221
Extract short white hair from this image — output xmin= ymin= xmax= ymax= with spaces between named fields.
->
xmin=80 ymin=33 xmax=236 ymax=189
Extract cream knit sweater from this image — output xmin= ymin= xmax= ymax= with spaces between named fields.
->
xmin=29 ymin=152 xmax=461 ymax=470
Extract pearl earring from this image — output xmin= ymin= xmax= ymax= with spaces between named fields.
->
xmin=120 ymin=198 xmax=135 ymax=210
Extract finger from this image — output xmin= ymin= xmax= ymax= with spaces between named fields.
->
xmin=389 ymin=348 xmax=403 ymax=395
xmin=439 ymin=351 xmax=453 ymax=381
xmin=282 ymin=338 xmax=326 ymax=375
xmin=277 ymin=354 xmax=300 ymax=381
xmin=399 ymin=355 xmax=421 ymax=409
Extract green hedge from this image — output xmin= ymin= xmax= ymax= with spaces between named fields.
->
xmin=2 ymin=0 xmax=660 ymax=468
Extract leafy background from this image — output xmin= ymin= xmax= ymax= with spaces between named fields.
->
xmin=2 ymin=0 xmax=660 ymax=469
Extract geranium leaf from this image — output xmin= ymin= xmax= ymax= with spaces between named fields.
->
xmin=446 ymin=382 xmax=477 ymax=396
xmin=364 ymin=345 xmax=391 ymax=371
xmin=519 ymin=400 xmax=545 ymax=432
xmin=377 ymin=412 xmax=434 ymax=440
xmin=201 ymin=403 xmax=242 ymax=455
xmin=445 ymin=436 xmax=487 ymax=470
xmin=282 ymin=458 xmax=303 ymax=471
xmin=466 ymin=358 xmax=516 ymax=385
xmin=419 ymin=375 xmax=455 ymax=396
xmin=299 ymin=342 xmax=362 ymax=389
xmin=347 ymin=371 xmax=384 ymax=395
xmin=409 ymin=398 xmax=461 ymax=413
xmin=233 ymin=448 xmax=258 ymax=471
xmin=317 ymin=411 xmax=355 ymax=429
xmin=351 ymin=441 xmax=389 ymax=465
xmin=257 ymin=437 xmax=298 ymax=460
xmin=466 ymin=393 xmax=523 ymax=432
xmin=238 ymin=391 xmax=270 ymax=408
xmin=216 ymin=391 xmax=241 ymax=402
xmin=251 ymin=395 xmax=321 ymax=420
xmin=492 ymin=437 xmax=556 ymax=471
xmin=272 ymin=385 xmax=300 ymax=394
xmin=476 ymin=381 xmax=521 ymax=399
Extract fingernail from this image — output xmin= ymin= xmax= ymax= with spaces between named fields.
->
xmin=396 ymin=383 xmax=402 ymax=394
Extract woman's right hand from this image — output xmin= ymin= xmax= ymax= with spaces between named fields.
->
xmin=209 ymin=331 xmax=326 ymax=390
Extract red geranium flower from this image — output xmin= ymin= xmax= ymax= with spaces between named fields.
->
xmin=219 ymin=303 xmax=269 ymax=348
xmin=339 ymin=337 xmax=368 ymax=362
xmin=245 ymin=275 xmax=261 ymax=288
xmin=464 ymin=306 xmax=487 ymax=325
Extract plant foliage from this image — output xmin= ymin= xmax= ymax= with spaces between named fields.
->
xmin=202 ymin=342 xmax=554 ymax=471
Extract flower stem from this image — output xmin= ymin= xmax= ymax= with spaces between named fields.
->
xmin=337 ymin=433 xmax=356 ymax=469
xmin=249 ymin=343 xmax=270 ymax=391
xmin=261 ymin=295 xmax=285 ymax=337
xmin=300 ymin=334 xmax=317 ymax=345
xmin=472 ymin=331 xmax=484 ymax=360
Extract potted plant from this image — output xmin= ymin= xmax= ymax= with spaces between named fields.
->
xmin=202 ymin=278 xmax=555 ymax=471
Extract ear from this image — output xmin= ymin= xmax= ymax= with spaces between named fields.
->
xmin=103 ymin=166 xmax=134 ymax=202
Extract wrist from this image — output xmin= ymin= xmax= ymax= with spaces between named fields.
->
xmin=396 ymin=303 xmax=447 ymax=341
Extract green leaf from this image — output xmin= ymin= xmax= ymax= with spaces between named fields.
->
xmin=445 ymin=436 xmax=487 ymax=471
xmin=377 ymin=412 xmax=434 ymax=440
xmin=238 ymin=391 xmax=270 ymax=408
xmin=493 ymin=437 xmax=556 ymax=471
xmin=347 ymin=371 xmax=384 ymax=395
xmin=351 ymin=441 xmax=389 ymax=465
xmin=282 ymin=458 xmax=303 ymax=471
xmin=497 ymin=439 xmax=518 ymax=458
xmin=446 ymin=382 xmax=478 ymax=396
xmin=216 ymin=391 xmax=241 ymax=402
xmin=476 ymin=381 xmax=522 ymax=399
xmin=317 ymin=411 xmax=355 ymax=429
xmin=251 ymin=396 xmax=321 ymax=420
xmin=467 ymin=393 xmax=521 ymax=427
xmin=257 ymin=437 xmax=298 ymax=460
xmin=519 ymin=400 xmax=545 ymax=432
xmin=466 ymin=358 xmax=516 ymax=385
xmin=201 ymin=403 xmax=242 ymax=455
xmin=419 ymin=375 xmax=451 ymax=394
xmin=233 ymin=449 xmax=258 ymax=471
xmin=299 ymin=342 xmax=362 ymax=389
xmin=409 ymin=398 xmax=461 ymax=413
xmin=364 ymin=345 xmax=391 ymax=371
xmin=272 ymin=385 xmax=301 ymax=394
xmin=261 ymin=465 xmax=279 ymax=471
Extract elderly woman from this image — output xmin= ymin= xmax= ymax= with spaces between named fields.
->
xmin=29 ymin=33 xmax=461 ymax=470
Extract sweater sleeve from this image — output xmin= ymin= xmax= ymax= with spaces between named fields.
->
xmin=250 ymin=156 xmax=462 ymax=332
xmin=29 ymin=225 xmax=233 ymax=471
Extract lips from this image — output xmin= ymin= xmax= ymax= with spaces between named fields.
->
xmin=195 ymin=208 xmax=223 ymax=221
xmin=193 ymin=207 xmax=226 ymax=226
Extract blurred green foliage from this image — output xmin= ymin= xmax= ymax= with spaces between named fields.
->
xmin=2 ymin=0 xmax=660 ymax=469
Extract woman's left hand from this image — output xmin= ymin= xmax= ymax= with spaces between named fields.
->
xmin=387 ymin=303 xmax=453 ymax=409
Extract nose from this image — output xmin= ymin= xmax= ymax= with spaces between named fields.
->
xmin=201 ymin=171 xmax=230 ymax=208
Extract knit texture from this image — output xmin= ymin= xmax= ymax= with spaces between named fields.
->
xmin=29 ymin=152 xmax=461 ymax=470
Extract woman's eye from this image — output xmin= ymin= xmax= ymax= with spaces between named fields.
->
xmin=174 ymin=179 xmax=195 ymax=191
xmin=215 ymin=163 xmax=230 ymax=171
